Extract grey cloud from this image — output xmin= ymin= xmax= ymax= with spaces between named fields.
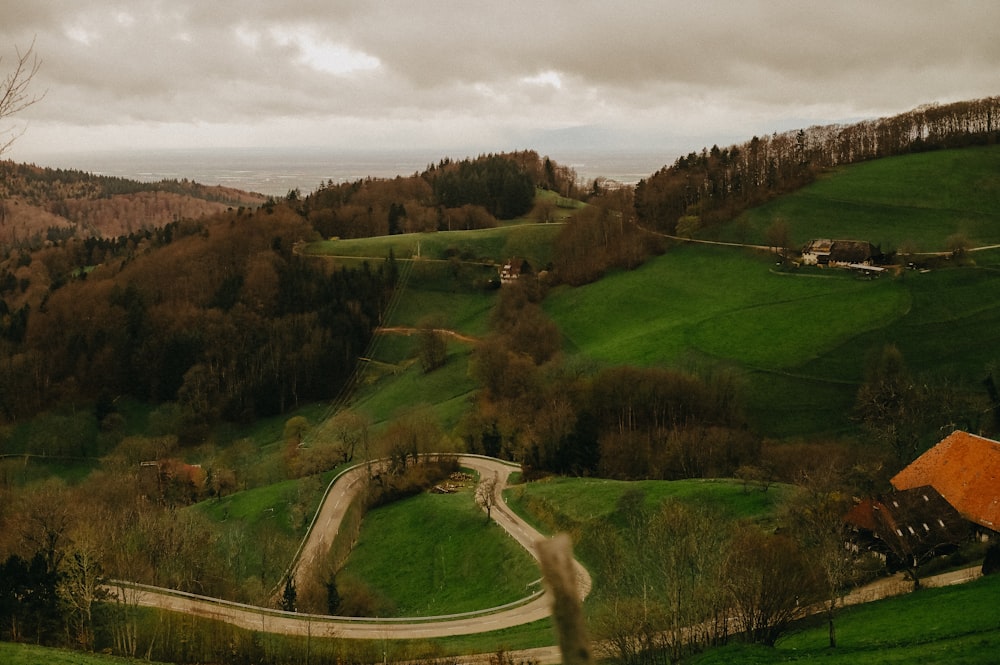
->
xmin=2 ymin=0 xmax=997 ymax=156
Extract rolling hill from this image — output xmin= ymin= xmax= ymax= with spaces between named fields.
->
xmin=316 ymin=145 xmax=1000 ymax=442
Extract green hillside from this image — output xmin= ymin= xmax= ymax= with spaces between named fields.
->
xmin=715 ymin=145 xmax=1000 ymax=252
xmin=315 ymin=146 xmax=1000 ymax=441
xmin=544 ymin=243 xmax=1000 ymax=437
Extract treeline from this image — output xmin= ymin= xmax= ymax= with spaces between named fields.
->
xmin=298 ymin=150 xmax=583 ymax=239
xmin=636 ymin=96 xmax=1000 ymax=234
xmin=0 ymin=205 xmax=397 ymax=426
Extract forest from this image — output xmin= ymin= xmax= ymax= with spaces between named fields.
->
xmin=0 ymin=205 xmax=399 ymax=427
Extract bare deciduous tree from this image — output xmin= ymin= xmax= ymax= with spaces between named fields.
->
xmin=1 ymin=39 xmax=44 ymax=155
xmin=475 ymin=471 xmax=499 ymax=521
xmin=724 ymin=526 xmax=818 ymax=646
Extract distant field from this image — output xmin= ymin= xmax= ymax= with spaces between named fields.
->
xmin=715 ymin=145 xmax=1000 ymax=252
xmin=305 ymin=222 xmax=562 ymax=268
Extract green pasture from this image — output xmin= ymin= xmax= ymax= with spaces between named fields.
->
xmin=336 ymin=487 xmax=540 ymax=617
xmin=715 ymin=145 xmax=1000 ymax=252
xmin=545 ymin=244 xmax=910 ymax=369
xmin=544 ymin=242 xmax=1000 ymax=437
xmin=305 ymin=222 xmax=562 ymax=268
xmin=690 ymin=572 xmax=1000 ymax=665
xmin=342 ymin=259 xmax=488 ymax=430
xmin=385 ymin=260 xmax=497 ymax=335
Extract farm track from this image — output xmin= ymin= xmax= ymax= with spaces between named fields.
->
xmin=376 ymin=325 xmax=479 ymax=344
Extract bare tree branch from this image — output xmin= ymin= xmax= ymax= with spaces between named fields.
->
xmin=1 ymin=38 xmax=45 ymax=156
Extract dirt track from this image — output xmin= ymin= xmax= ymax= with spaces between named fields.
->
xmin=376 ymin=326 xmax=479 ymax=344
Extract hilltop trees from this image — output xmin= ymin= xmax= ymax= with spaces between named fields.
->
xmin=553 ymin=187 xmax=662 ymax=286
xmin=300 ymin=151 xmax=582 ymax=240
xmin=432 ymin=154 xmax=536 ymax=219
xmin=636 ymin=96 xmax=1000 ymax=236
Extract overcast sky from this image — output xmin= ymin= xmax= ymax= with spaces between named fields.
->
xmin=3 ymin=1 xmax=999 ymax=166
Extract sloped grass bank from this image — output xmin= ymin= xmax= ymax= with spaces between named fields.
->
xmin=336 ymin=486 xmax=540 ymax=617
xmin=689 ymin=572 xmax=1000 ymax=665
xmin=0 ymin=643 xmax=170 ymax=665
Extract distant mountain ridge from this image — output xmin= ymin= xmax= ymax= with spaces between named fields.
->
xmin=0 ymin=160 xmax=266 ymax=249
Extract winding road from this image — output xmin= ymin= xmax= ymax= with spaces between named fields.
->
xmin=126 ymin=454 xmax=591 ymax=640
xmin=120 ymin=452 xmax=982 ymax=660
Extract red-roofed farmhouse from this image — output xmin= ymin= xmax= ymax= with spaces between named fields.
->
xmin=891 ymin=430 xmax=1000 ymax=533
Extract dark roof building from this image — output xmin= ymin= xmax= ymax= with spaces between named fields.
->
xmin=845 ymin=485 xmax=969 ymax=567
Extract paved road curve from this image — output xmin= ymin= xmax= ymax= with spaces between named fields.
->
xmin=128 ymin=454 xmax=591 ymax=640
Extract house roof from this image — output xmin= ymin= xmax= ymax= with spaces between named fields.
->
xmin=891 ymin=430 xmax=1000 ymax=530
xmin=804 ymin=238 xmax=834 ymax=253
xmin=845 ymin=485 xmax=969 ymax=557
xmin=829 ymin=240 xmax=875 ymax=263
